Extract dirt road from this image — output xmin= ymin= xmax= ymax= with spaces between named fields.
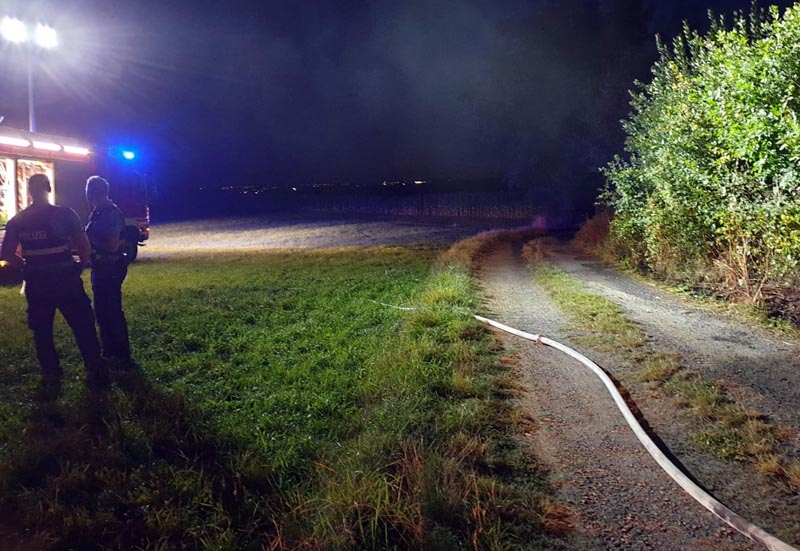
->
xmin=478 ymin=239 xmax=799 ymax=550
xmin=545 ymin=244 xmax=800 ymax=438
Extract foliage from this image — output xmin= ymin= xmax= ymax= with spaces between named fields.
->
xmin=601 ymin=4 xmax=800 ymax=303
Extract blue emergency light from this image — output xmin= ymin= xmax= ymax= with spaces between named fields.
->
xmin=122 ymin=150 xmax=136 ymax=160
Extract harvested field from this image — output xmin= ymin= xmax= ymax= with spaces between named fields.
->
xmin=145 ymin=214 xmax=518 ymax=257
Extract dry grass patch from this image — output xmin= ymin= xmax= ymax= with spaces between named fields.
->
xmin=439 ymin=227 xmax=544 ymax=275
xmin=638 ymin=352 xmax=682 ymax=385
xmin=783 ymin=460 xmax=800 ymax=489
xmin=541 ymin=499 xmax=573 ymax=536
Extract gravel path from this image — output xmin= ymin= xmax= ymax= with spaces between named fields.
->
xmin=546 ymin=243 xmax=800 ymax=436
xmin=478 ymin=239 xmax=789 ymax=550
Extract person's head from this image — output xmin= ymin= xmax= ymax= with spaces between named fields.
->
xmin=85 ymin=175 xmax=110 ymax=207
xmin=28 ymin=174 xmax=51 ymax=203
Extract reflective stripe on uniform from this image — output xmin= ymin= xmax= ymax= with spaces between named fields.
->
xmin=22 ymin=245 xmax=71 ymax=257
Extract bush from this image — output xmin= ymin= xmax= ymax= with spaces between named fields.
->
xmin=601 ymin=4 xmax=800 ymax=304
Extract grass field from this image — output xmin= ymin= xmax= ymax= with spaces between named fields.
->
xmin=0 ymin=242 xmax=561 ymax=550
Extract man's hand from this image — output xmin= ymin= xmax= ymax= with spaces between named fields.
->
xmin=71 ymin=231 xmax=93 ymax=267
xmin=0 ymin=230 xmax=23 ymax=269
xmin=1 ymin=256 xmax=24 ymax=270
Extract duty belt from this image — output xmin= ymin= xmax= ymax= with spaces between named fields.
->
xmin=92 ymin=250 xmax=124 ymax=263
xmin=23 ymin=259 xmax=79 ymax=274
xmin=22 ymin=245 xmax=71 ymax=257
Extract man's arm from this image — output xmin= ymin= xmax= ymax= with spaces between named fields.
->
xmin=64 ymin=209 xmax=92 ymax=266
xmin=0 ymin=221 xmax=23 ymax=269
xmin=85 ymin=210 xmax=121 ymax=253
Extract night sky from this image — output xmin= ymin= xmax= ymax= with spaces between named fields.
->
xmin=1 ymin=0 xmax=797 ymax=212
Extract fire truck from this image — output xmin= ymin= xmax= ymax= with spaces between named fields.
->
xmin=0 ymin=127 xmax=150 ymax=267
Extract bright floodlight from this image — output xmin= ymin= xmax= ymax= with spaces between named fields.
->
xmin=1 ymin=17 xmax=27 ymax=43
xmin=122 ymin=150 xmax=136 ymax=160
xmin=35 ymin=23 xmax=57 ymax=49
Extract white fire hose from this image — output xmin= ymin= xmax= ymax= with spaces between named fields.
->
xmin=474 ymin=314 xmax=798 ymax=551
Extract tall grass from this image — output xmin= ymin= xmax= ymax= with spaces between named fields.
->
xmin=0 ymin=243 xmax=561 ymax=549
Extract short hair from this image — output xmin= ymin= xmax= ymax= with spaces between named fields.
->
xmin=86 ymin=175 xmax=110 ymax=198
xmin=28 ymin=173 xmax=51 ymax=193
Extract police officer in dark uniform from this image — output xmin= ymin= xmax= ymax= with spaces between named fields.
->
xmin=85 ymin=176 xmax=131 ymax=364
xmin=0 ymin=174 xmax=107 ymax=389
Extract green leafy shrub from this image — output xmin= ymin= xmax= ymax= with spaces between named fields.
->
xmin=602 ymin=4 xmax=800 ymax=306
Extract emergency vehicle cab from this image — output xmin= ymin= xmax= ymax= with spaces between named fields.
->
xmin=0 ymin=127 xmax=149 ymax=267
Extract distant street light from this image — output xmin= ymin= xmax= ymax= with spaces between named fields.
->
xmin=1 ymin=16 xmax=59 ymax=132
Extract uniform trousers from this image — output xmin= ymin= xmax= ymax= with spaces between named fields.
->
xmin=25 ymin=265 xmax=104 ymax=380
xmin=91 ymin=258 xmax=131 ymax=360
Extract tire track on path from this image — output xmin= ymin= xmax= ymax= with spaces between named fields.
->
xmin=546 ymin=243 xmax=800 ymax=435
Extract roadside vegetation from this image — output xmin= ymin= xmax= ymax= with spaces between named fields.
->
xmin=523 ymin=241 xmax=800 ymax=491
xmin=0 ymin=243 xmax=561 ymax=550
xmin=594 ymin=4 xmax=800 ymax=324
